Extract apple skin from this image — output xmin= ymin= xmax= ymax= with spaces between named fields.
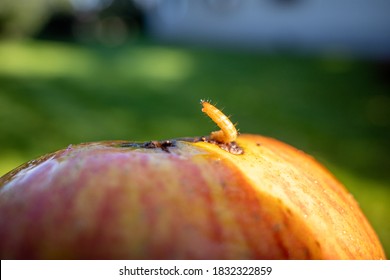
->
xmin=0 ymin=134 xmax=385 ymax=259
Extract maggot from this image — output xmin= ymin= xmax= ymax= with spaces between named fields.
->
xmin=200 ymin=100 xmax=237 ymax=143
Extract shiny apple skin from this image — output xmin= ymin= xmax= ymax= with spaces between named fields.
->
xmin=0 ymin=134 xmax=385 ymax=259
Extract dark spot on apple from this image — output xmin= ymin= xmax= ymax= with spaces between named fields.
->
xmin=159 ymin=140 xmax=175 ymax=153
xmin=142 ymin=140 xmax=176 ymax=153
xmin=197 ymin=137 xmax=244 ymax=155
xmin=143 ymin=141 xmax=160 ymax=149
xmin=221 ymin=141 xmax=244 ymax=155
xmin=118 ymin=140 xmax=176 ymax=153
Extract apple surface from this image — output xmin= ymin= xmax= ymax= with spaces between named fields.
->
xmin=0 ymin=134 xmax=385 ymax=259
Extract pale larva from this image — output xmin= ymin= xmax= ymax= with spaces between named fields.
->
xmin=200 ymin=100 xmax=237 ymax=143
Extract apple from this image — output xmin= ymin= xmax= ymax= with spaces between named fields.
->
xmin=0 ymin=134 xmax=385 ymax=259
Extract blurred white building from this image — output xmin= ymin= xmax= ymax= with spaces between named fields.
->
xmin=136 ymin=0 xmax=390 ymax=58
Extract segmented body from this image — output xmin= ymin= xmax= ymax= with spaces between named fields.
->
xmin=201 ymin=100 xmax=237 ymax=143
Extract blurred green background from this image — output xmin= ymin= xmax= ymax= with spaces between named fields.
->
xmin=0 ymin=0 xmax=389 ymax=257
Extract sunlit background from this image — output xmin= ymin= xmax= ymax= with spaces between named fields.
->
xmin=1 ymin=0 xmax=389 ymax=257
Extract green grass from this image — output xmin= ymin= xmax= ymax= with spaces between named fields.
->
xmin=0 ymin=39 xmax=389 ymax=257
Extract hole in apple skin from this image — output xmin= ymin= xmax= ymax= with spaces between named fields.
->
xmin=205 ymin=139 xmax=244 ymax=155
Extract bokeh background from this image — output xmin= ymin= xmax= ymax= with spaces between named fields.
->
xmin=1 ymin=0 xmax=389 ymax=257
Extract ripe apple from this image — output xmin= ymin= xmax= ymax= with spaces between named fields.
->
xmin=0 ymin=134 xmax=385 ymax=259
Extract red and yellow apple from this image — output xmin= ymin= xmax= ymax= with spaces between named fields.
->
xmin=0 ymin=134 xmax=385 ymax=259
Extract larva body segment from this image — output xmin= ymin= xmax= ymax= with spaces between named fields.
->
xmin=201 ymin=100 xmax=238 ymax=143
